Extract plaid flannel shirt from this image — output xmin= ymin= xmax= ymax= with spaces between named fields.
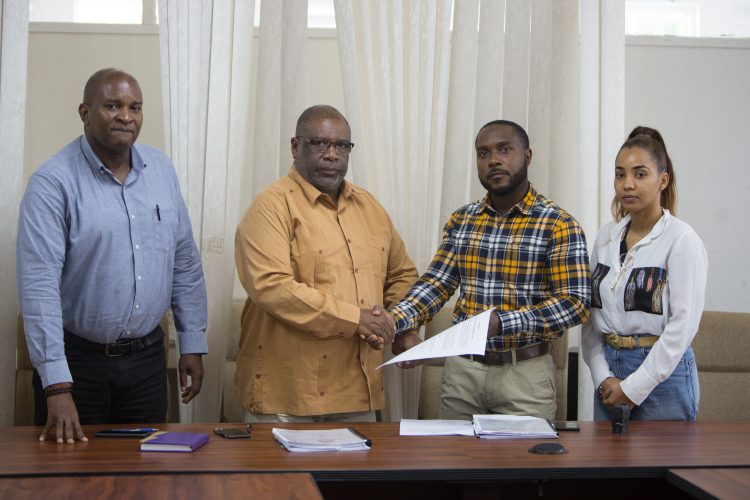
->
xmin=390 ymin=185 xmax=591 ymax=350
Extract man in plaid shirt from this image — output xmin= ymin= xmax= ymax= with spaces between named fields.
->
xmin=388 ymin=120 xmax=590 ymax=420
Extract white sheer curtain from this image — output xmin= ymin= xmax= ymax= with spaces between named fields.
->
xmin=158 ymin=0 xmax=255 ymax=422
xmin=577 ymin=0 xmax=625 ymax=421
xmin=0 ymin=0 xmax=28 ymax=426
xmin=334 ymin=0 xmax=624 ymax=421
xmin=334 ymin=0 xmax=453 ymax=421
xmin=248 ymin=0 xmax=308 ymax=201
xmin=159 ymin=0 xmax=308 ymax=422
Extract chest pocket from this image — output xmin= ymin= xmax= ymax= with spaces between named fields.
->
xmin=154 ymin=206 xmax=178 ymax=252
xmin=591 ymin=263 xmax=611 ymax=309
xmin=623 ymin=266 xmax=668 ymax=315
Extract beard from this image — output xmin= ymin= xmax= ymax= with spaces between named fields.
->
xmin=479 ymin=163 xmax=529 ymax=197
xmin=310 ymin=169 xmax=346 ymax=192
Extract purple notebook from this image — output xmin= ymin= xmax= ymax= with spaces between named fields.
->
xmin=140 ymin=431 xmax=209 ymax=452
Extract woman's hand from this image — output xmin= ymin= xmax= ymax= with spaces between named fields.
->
xmin=599 ymin=377 xmax=635 ymax=409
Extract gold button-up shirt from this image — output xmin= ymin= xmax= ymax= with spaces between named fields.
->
xmin=233 ymin=166 xmax=417 ymax=416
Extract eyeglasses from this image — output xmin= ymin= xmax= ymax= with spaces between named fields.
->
xmin=296 ymin=136 xmax=355 ymax=155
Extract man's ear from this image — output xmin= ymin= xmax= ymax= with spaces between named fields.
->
xmin=78 ymin=103 xmax=89 ymax=125
xmin=290 ymin=136 xmax=299 ymax=159
xmin=525 ymin=148 xmax=533 ymax=167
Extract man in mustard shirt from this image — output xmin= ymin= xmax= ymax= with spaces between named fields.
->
xmin=234 ymin=105 xmax=418 ymax=422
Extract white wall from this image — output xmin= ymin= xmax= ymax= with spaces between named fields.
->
xmin=24 ymin=24 xmax=164 ymax=179
xmin=625 ymin=36 xmax=750 ymax=313
xmin=25 ymin=26 xmax=344 ymax=183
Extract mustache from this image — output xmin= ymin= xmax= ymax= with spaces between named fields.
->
xmin=487 ymin=167 xmax=510 ymax=176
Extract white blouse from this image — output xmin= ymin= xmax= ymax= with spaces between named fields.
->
xmin=582 ymin=209 xmax=708 ymax=405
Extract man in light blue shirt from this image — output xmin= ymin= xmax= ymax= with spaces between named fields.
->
xmin=17 ymin=68 xmax=208 ymax=444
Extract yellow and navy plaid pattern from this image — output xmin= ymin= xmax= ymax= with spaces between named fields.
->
xmin=391 ymin=185 xmax=590 ymax=349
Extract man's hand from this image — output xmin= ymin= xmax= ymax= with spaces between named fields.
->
xmin=178 ymin=354 xmax=204 ymax=404
xmin=599 ymin=377 xmax=635 ymax=409
xmin=392 ymin=331 xmax=423 ymax=369
xmin=357 ymin=305 xmax=396 ymax=348
xmin=41 ymin=392 xmax=87 ymax=444
xmin=487 ymin=310 xmax=500 ymax=338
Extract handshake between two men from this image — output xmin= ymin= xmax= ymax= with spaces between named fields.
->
xmin=355 ymin=304 xmax=505 ymax=368
xmin=357 ymin=305 xmax=397 ymax=350
xmin=356 ymin=306 xmax=424 ymax=368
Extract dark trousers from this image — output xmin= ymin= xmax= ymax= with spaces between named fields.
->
xmin=33 ymin=332 xmax=168 ymax=425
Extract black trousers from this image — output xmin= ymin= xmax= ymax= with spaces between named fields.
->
xmin=33 ymin=332 xmax=168 ymax=425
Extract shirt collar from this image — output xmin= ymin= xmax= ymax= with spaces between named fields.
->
xmin=608 ymin=208 xmax=671 ymax=244
xmin=480 ymin=183 xmax=538 ymax=216
xmin=79 ymin=135 xmax=146 ymax=181
xmin=288 ymin=164 xmax=354 ymax=207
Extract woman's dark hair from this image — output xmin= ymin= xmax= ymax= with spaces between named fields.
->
xmin=611 ymin=126 xmax=677 ymax=220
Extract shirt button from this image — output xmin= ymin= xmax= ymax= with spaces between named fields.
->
xmin=360 ymin=299 xmax=364 ymax=304
xmin=135 ymin=304 xmax=140 ymax=309
xmin=320 ymin=391 xmax=324 ymax=396
xmin=256 ymin=374 xmax=261 ymax=379
xmin=135 ymin=244 xmax=140 ymax=250
xmin=322 ymin=354 xmax=327 ymax=359
xmin=126 ymin=331 xmax=131 ymax=335
xmin=354 ymin=268 xmax=358 ymax=273
xmin=137 ymin=275 xmax=142 ymax=280
xmin=347 ymin=238 xmax=352 ymax=243
xmin=131 ymin=214 xmax=135 ymax=219
xmin=319 ymin=250 xmax=323 ymax=254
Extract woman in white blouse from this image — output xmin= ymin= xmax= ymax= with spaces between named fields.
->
xmin=582 ymin=126 xmax=708 ymax=420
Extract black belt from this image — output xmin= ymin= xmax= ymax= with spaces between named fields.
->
xmin=461 ymin=342 xmax=550 ymax=366
xmin=64 ymin=326 xmax=163 ymax=357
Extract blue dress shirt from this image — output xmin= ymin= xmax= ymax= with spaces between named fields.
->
xmin=17 ymin=136 xmax=208 ymax=387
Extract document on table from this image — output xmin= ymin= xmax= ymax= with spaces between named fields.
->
xmin=399 ymin=419 xmax=476 ymax=436
xmin=472 ymin=414 xmax=558 ymax=439
xmin=378 ymin=309 xmax=493 ymax=368
xmin=272 ymin=428 xmax=372 ymax=452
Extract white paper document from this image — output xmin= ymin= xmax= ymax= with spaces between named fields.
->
xmin=378 ymin=309 xmax=493 ymax=368
xmin=399 ymin=419 xmax=476 ymax=436
xmin=472 ymin=414 xmax=558 ymax=439
xmin=272 ymin=427 xmax=372 ymax=452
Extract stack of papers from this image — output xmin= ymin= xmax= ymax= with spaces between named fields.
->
xmin=472 ymin=414 xmax=558 ymax=439
xmin=272 ymin=427 xmax=372 ymax=452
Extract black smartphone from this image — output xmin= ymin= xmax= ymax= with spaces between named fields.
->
xmin=213 ymin=426 xmax=252 ymax=439
xmin=554 ymin=421 xmax=580 ymax=431
xmin=94 ymin=428 xmax=155 ymax=438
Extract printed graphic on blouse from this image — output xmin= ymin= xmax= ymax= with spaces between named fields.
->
xmin=623 ymin=267 xmax=667 ymax=315
xmin=590 ymin=263 xmax=611 ymax=309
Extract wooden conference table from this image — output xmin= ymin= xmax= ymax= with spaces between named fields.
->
xmin=667 ymin=467 xmax=750 ymax=500
xmin=1 ymin=421 xmax=749 ymax=499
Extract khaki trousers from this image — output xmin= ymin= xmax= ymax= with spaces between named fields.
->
xmin=439 ymin=353 xmax=557 ymax=421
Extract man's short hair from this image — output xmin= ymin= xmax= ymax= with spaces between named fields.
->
xmin=475 ymin=119 xmax=530 ymax=149
xmin=296 ymin=105 xmax=350 ymax=137
xmin=82 ymin=68 xmax=138 ymax=105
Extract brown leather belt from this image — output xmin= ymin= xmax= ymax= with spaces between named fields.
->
xmin=605 ymin=333 xmax=659 ymax=350
xmin=63 ymin=326 xmax=163 ymax=357
xmin=461 ymin=342 xmax=549 ymax=366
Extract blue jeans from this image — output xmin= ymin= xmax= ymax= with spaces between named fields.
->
xmin=594 ymin=344 xmax=699 ymax=421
